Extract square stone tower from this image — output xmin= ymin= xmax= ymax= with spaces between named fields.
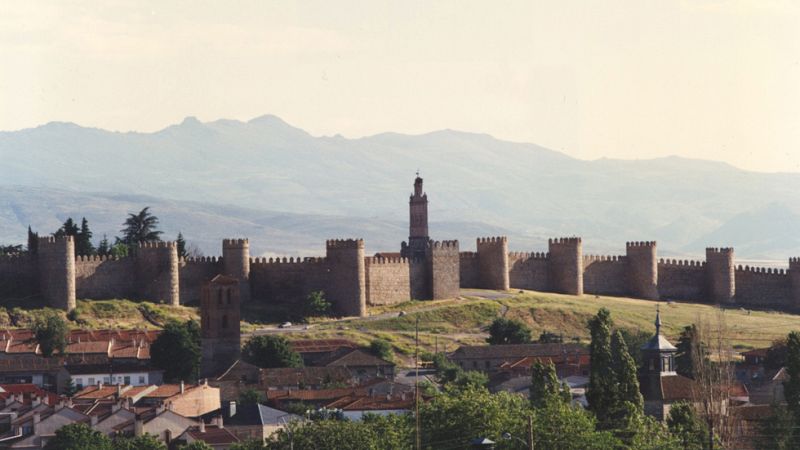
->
xmin=200 ymin=274 xmax=241 ymax=377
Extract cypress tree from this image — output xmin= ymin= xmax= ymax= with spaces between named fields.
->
xmin=176 ymin=232 xmax=187 ymax=258
xmin=96 ymin=235 xmax=111 ymax=257
xmin=530 ymin=360 xmax=570 ymax=407
xmin=76 ymin=217 xmax=95 ymax=256
xmin=675 ymin=324 xmax=698 ymax=378
xmin=587 ymin=308 xmax=616 ymax=424
xmin=27 ymin=226 xmax=38 ymax=255
xmin=783 ymin=331 xmax=800 ymax=421
xmin=611 ymin=330 xmax=643 ymax=411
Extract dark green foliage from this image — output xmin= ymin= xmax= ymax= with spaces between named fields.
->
xmin=432 ymin=353 xmax=462 ymax=385
xmin=611 ymin=330 xmax=643 ymax=412
xmin=27 ymin=226 xmax=38 ymax=255
xmin=302 ymin=290 xmax=331 ymax=319
xmin=676 ymin=324 xmax=701 ymax=378
xmin=97 ymin=234 xmax=111 ymax=257
xmin=150 ymin=320 xmax=201 ymax=382
xmin=765 ymin=339 xmax=788 ymax=370
xmin=178 ymin=442 xmax=213 ymax=450
xmin=110 ymin=241 xmax=129 ymax=258
xmin=113 ymin=433 xmax=167 ymax=450
xmin=784 ymin=331 xmax=800 ymax=421
xmin=76 ymin=217 xmax=95 ymax=256
xmin=54 ymin=217 xmax=79 ymax=239
xmin=239 ymin=387 xmax=265 ymax=406
xmin=369 ymin=338 xmax=393 ymax=361
xmin=619 ymin=328 xmax=650 ymax=369
xmin=267 ymin=416 xmax=403 ymax=450
xmin=587 ymin=308 xmax=615 ymax=424
xmin=176 ymin=232 xmax=187 ymax=258
xmin=229 ymin=440 xmax=267 ymax=450
xmin=486 ymin=317 xmax=532 ymax=345
xmin=242 ymin=335 xmax=303 ymax=368
xmin=667 ymin=401 xmax=707 ymax=450
xmin=529 ymin=361 xmax=569 ymax=407
xmin=757 ymin=404 xmax=796 ymax=450
xmin=63 ymin=378 xmax=78 ymax=397
xmin=43 ymin=422 xmax=112 ymax=450
xmin=538 ymin=330 xmax=563 ymax=343
xmin=533 ymin=397 xmax=621 ymax=449
xmin=121 ymin=207 xmax=163 ymax=246
xmin=0 ymin=244 xmax=23 ymax=255
xmin=32 ymin=310 xmax=68 ymax=357
xmin=449 ymin=370 xmax=488 ymax=391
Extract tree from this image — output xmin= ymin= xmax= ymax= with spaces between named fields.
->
xmin=667 ymin=401 xmax=708 ymax=450
xmin=150 ymin=320 xmax=201 ymax=382
xmin=27 ymin=226 xmax=38 ymax=255
xmin=369 ymin=339 xmax=393 ymax=361
xmin=113 ymin=434 xmax=167 ymax=450
xmin=302 ymin=291 xmax=331 ymax=319
xmin=229 ymin=440 xmax=267 ymax=450
xmin=765 ymin=338 xmax=788 ymax=370
xmin=239 ymin=387 xmax=265 ymax=406
xmin=178 ymin=442 xmax=213 ymax=450
xmin=121 ymin=207 xmax=163 ymax=246
xmin=587 ymin=308 xmax=616 ymax=426
xmin=54 ymin=217 xmax=79 ymax=239
xmin=43 ymin=422 xmax=112 ymax=450
xmin=485 ymin=317 xmax=532 ymax=345
xmin=176 ymin=232 xmax=187 ymax=258
xmin=448 ymin=370 xmax=488 ymax=391
xmin=611 ymin=330 xmax=643 ymax=412
xmin=676 ymin=324 xmax=701 ymax=378
xmin=63 ymin=378 xmax=78 ymax=397
xmin=242 ymin=335 xmax=303 ymax=368
xmin=110 ymin=241 xmax=129 ymax=258
xmin=784 ymin=331 xmax=800 ymax=421
xmin=76 ymin=217 xmax=95 ymax=256
xmin=267 ymin=417 xmax=390 ymax=450
xmin=538 ymin=330 xmax=563 ymax=343
xmin=619 ymin=328 xmax=650 ymax=369
xmin=97 ymin=234 xmax=111 ymax=257
xmin=757 ymin=404 xmax=796 ymax=450
xmin=530 ymin=361 xmax=570 ymax=407
xmin=32 ymin=310 xmax=68 ymax=357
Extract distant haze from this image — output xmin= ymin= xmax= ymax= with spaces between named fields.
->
xmin=1 ymin=1 xmax=799 ymax=172
xmin=3 ymin=115 xmax=800 ymax=261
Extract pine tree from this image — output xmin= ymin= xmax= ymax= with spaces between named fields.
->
xmin=120 ymin=207 xmax=162 ymax=245
xmin=54 ymin=217 xmax=79 ymax=238
xmin=96 ymin=235 xmax=111 ymax=257
xmin=611 ymin=330 xmax=643 ymax=411
xmin=176 ymin=232 xmax=187 ymax=258
xmin=587 ymin=308 xmax=616 ymax=425
xmin=75 ymin=217 xmax=95 ymax=256
xmin=27 ymin=226 xmax=38 ymax=255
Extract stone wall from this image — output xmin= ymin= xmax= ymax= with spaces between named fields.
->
xmin=249 ymin=257 xmax=328 ymax=305
xmin=734 ymin=266 xmax=792 ymax=309
xmin=507 ymin=252 xmax=548 ymax=291
xmin=0 ymin=254 xmax=35 ymax=299
xmin=38 ymin=236 xmax=75 ymax=310
xmin=364 ymin=257 xmax=411 ymax=306
xmin=428 ymin=240 xmax=460 ymax=299
xmin=548 ymin=238 xmax=583 ymax=295
xmin=582 ymin=255 xmax=627 ymax=296
xmin=409 ymin=258 xmax=429 ymax=299
xmin=75 ymin=256 xmax=136 ymax=300
xmin=179 ymin=257 xmax=222 ymax=304
xmin=476 ymin=237 xmax=509 ymax=290
xmin=657 ymin=259 xmax=706 ymax=301
xmin=459 ymin=252 xmax=479 ymax=288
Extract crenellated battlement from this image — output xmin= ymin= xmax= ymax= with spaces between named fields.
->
xmin=38 ymin=235 xmax=74 ymax=245
xmin=75 ymin=254 xmax=126 ymax=262
xmin=250 ymin=256 xmax=327 ymax=265
xmin=138 ymin=241 xmax=176 ymax=249
xmin=477 ymin=236 xmax=507 ymax=244
xmin=509 ymin=251 xmax=548 ymax=260
xmin=223 ymin=238 xmax=249 ymax=248
xmin=626 ymin=241 xmax=657 ymax=248
xmin=548 ymin=237 xmax=581 ymax=245
xmin=583 ymin=254 xmax=625 ymax=263
xmin=365 ymin=256 xmax=409 ymax=265
xmin=460 ymin=252 xmax=478 ymax=259
xmin=182 ymin=256 xmax=222 ymax=263
xmin=326 ymin=239 xmax=365 ymax=249
xmin=658 ymin=258 xmax=706 ymax=267
xmin=736 ymin=265 xmax=787 ymax=275
xmin=430 ymin=240 xmax=459 ymax=249
xmin=706 ymin=247 xmax=734 ymax=254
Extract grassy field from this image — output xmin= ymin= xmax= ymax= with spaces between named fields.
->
xmin=1 ymin=290 xmax=798 ymax=364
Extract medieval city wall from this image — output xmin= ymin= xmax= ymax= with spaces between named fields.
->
xmin=428 ymin=240 xmax=460 ymax=300
xmin=75 ymin=255 xmax=137 ymax=300
xmin=656 ymin=259 xmax=706 ymax=301
xmin=249 ymin=257 xmax=329 ymax=305
xmin=179 ymin=257 xmax=223 ymax=304
xmin=734 ymin=266 xmax=792 ymax=309
xmin=507 ymin=252 xmax=548 ymax=291
xmin=458 ymin=252 xmax=479 ymax=288
xmin=582 ymin=255 xmax=627 ymax=296
xmin=409 ymin=258 xmax=429 ymax=300
xmin=364 ymin=257 xmax=411 ymax=306
xmin=0 ymin=254 xmax=36 ymax=298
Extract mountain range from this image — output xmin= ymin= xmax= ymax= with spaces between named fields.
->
xmin=2 ymin=115 xmax=800 ymax=261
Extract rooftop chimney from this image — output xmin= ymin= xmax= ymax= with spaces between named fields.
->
xmin=228 ymin=401 xmax=236 ymax=418
xmin=180 ymin=380 xmax=185 ymax=394
xmin=199 ymin=420 xmax=206 ymax=433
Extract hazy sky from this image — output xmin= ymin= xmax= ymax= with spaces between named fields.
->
xmin=2 ymin=1 xmax=799 ymax=172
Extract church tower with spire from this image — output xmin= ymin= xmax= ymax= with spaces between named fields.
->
xmin=402 ymin=172 xmax=429 ymax=259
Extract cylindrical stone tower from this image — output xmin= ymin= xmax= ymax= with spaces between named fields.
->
xmin=706 ymin=247 xmax=735 ymax=304
xmin=326 ymin=239 xmax=366 ymax=317
xmin=548 ymin=237 xmax=583 ymax=295
xmin=223 ymin=238 xmax=251 ymax=303
xmin=136 ymin=242 xmax=180 ymax=306
xmin=476 ymin=236 xmax=509 ymax=290
xmin=37 ymin=235 xmax=76 ymax=311
xmin=626 ymin=241 xmax=659 ymax=300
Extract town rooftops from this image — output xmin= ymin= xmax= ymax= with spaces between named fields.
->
xmin=317 ymin=348 xmax=394 ymax=368
xmin=224 ymin=403 xmax=299 ymax=427
xmin=450 ymin=343 xmax=587 ymax=360
xmin=182 ymin=424 xmax=240 ymax=445
xmin=741 ymin=348 xmax=770 ymax=358
xmin=260 ymin=366 xmax=353 ymax=388
xmin=289 ymin=339 xmax=358 ymax=354
xmin=0 ymin=328 xmax=156 ymax=359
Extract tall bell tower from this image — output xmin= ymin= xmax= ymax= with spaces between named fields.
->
xmin=403 ymin=172 xmax=429 ymax=259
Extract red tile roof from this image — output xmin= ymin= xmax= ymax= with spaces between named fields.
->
xmin=184 ymin=425 xmax=240 ymax=445
xmin=289 ymin=339 xmax=358 ymax=354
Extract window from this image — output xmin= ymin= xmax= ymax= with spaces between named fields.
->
xmin=88 ymin=377 xmax=95 ymax=386
xmin=139 ymin=376 xmax=146 ymax=385
xmin=124 ymin=376 xmax=131 ymax=385
xmin=75 ymin=378 xmax=83 ymax=389
xmin=472 ymin=361 xmax=477 ymax=369
xmin=103 ymin=377 xmax=110 ymax=384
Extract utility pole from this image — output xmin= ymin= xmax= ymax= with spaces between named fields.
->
xmin=528 ymin=414 xmax=534 ymax=450
xmin=415 ymin=316 xmax=421 ymax=450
